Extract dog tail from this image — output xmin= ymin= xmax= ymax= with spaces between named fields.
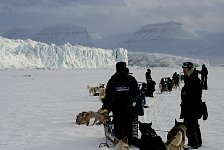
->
xmin=87 ymin=85 xmax=90 ymax=89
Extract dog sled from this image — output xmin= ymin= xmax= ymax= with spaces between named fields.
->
xmin=101 ymin=105 xmax=140 ymax=148
xmin=99 ymin=83 xmax=146 ymax=148
xmin=159 ymin=77 xmax=172 ymax=93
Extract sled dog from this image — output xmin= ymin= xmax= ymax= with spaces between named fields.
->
xmin=87 ymin=85 xmax=99 ymax=96
xmin=76 ymin=110 xmax=108 ymax=126
xmin=76 ymin=111 xmax=89 ymax=125
xmin=138 ymin=121 xmax=166 ymax=150
xmin=99 ymin=84 xmax=106 ymax=99
xmin=166 ymin=119 xmax=186 ymax=150
xmin=113 ymin=136 xmax=130 ymax=150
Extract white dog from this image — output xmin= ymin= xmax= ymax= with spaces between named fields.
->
xmin=99 ymin=84 xmax=106 ymax=99
xmin=87 ymin=84 xmax=106 ymax=98
xmin=87 ymin=85 xmax=99 ymax=96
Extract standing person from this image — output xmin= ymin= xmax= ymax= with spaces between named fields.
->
xmin=105 ymin=62 xmax=139 ymax=145
xmin=180 ymin=62 xmax=203 ymax=149
xmin=145 ymin=69 xmax=156 ymax=97
xmin=146 ymin=78 xmax=156 ymax=97
xmin=199 ymin=64 xmax=208 ymax=90
xmin=145 ymin=69 xmax=152 ymax=81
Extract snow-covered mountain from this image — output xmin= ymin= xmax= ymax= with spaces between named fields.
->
xmin=0 ymin=36 xmax=208 ymax=69
xmin=2 ymin=24 xmax=103 ymax=47
xmin=32 ymin=24 xmax=103 ymax=46
xmin=1 ymin=22 xmax=223 ymax=65
xmin=128 ymin=52 xmax=207 ymax=68
xmin=119 ymin=22 xmax=214 ymax=57
xmin=2 ymin=27 xmax=38 ymax=40
xmin=197 ymin=31 xmax=224 ymax=51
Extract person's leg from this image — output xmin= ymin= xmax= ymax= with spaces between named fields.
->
xmin=195 ymin=122 xmax=202 ymax=146
xmin=204 ymin=76 xmax=208 ymax=89
xmin=113 ymin=117 xmax=124 ymax=140
xmin=185 ymin=119 xmax=202 ymax=148
xmin=122 ymin=116 xmax=133 ymax=145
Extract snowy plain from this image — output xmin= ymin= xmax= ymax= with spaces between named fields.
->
xmin=0 ymin=66 xmax=223 ymax=150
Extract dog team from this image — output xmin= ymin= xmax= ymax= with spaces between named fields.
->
xmin=81 ymin=84 xmax=185 ymax=149
xmin=76 ymin=83 xmax=187 ymax=150
xmin=98 ymin=120 xmax=187 ymax=150
xmin=77 ymin=61 xmax=207 ymax=150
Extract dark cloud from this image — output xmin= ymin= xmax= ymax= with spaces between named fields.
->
xmin=0 ymin=0 xmax=224 ymax=35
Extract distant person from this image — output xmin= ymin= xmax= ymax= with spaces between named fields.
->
xmin=159 ymin=78 xmax=165 ymax=92
xmin=172 ymin=72 xmax=180 ymax=88
xmin=146 ymin=78 xmax=156 ymax=97
xmin=180 ymin=62 xmax=203 ymax=149
xmin=145 ymin=69 xmax=152 ymax=81
xmin=167 ymin=77 xmax=172 ymax=91
xmin=140 ymin=83 xmax=147 ymax=105
xmin=172 ymin=72 xmax=180 ymax=82
xmin=199 ymin=64 xmax=208 ymax=90
xmin=145 ymin=69 xmax=156 ymax=97
xmin=105 ymin=62 xmax=139 ymax=145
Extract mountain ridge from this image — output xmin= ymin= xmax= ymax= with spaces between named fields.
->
xmin=1 ymin=21 xmax=224 ymax=64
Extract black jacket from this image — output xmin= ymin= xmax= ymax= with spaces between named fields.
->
xmin=180 ymin=69 xmax=202 ymax=119
xmin=200 ymin=67 xmax=208 ymax=76
xmin=106 ymin=71 xmax=139 ymax=116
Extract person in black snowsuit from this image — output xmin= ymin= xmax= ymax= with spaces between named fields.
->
xmin=105 ymin=62 xmax=139 ymax=145
xmin=172 ymin=72 xmax=180 ymax=87
xmin=145 ymin=69 xmax=156 ymax=97
xmin=199 ymin=64 xmax=208 ymax=90
xmin=145 ymin=69 xmax=152 ymax=81
xmin=140 ymin=83 xmax=147 ymax=105
xmin=146 ymin=78 xmax=156 ymax=97
xmin=180 ymin=62 xmax=203 ymax=149
xmin=167 ymin=77 xmax=172 ymax=92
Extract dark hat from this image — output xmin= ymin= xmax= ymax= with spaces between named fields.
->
xmin=125 ymin=67 xmax=133 ymax=74
xmin=116 ymin=62 xmax=127 ymax=72
xmin=182 ymin=62 xmax=194 ymax=69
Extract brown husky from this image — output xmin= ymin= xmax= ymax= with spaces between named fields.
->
xmin=166 ymin=119 xmax=187 ymax=150
xmin=113 ymin=136 xmax=130 ymax=150
xmin=76 ymin=109 xmax=108 ymax=126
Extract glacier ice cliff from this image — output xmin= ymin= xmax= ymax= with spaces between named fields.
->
xmin=0 ymin=36 xmax=128 ymax=69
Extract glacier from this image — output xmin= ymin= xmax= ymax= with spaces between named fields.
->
xmin=0 ymin=36 xmax=208 ymax=70
xmin=0 ymin=36 xmax=128 ymax=69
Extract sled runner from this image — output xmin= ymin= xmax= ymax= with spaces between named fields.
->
xmin=102 ymin=111 xmax=139 ymax=147
xmin=102 ymin=116 xmax=138 ymax=143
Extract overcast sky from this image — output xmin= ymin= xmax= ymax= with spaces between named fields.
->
xmin=0 ymin=0 xmax=224 ymax=36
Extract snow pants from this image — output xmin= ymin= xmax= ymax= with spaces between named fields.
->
xmin=184 ymin=119 xmax=202 ymax=148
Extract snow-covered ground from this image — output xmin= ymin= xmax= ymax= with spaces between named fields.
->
xmin=0 ymin=67 xmax=223 ymax=150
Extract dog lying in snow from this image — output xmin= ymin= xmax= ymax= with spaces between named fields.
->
xmin=76 ymin=109 xmax=109 ymax=126
xmin=166 ymin=119 xmax=187 ymax=150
